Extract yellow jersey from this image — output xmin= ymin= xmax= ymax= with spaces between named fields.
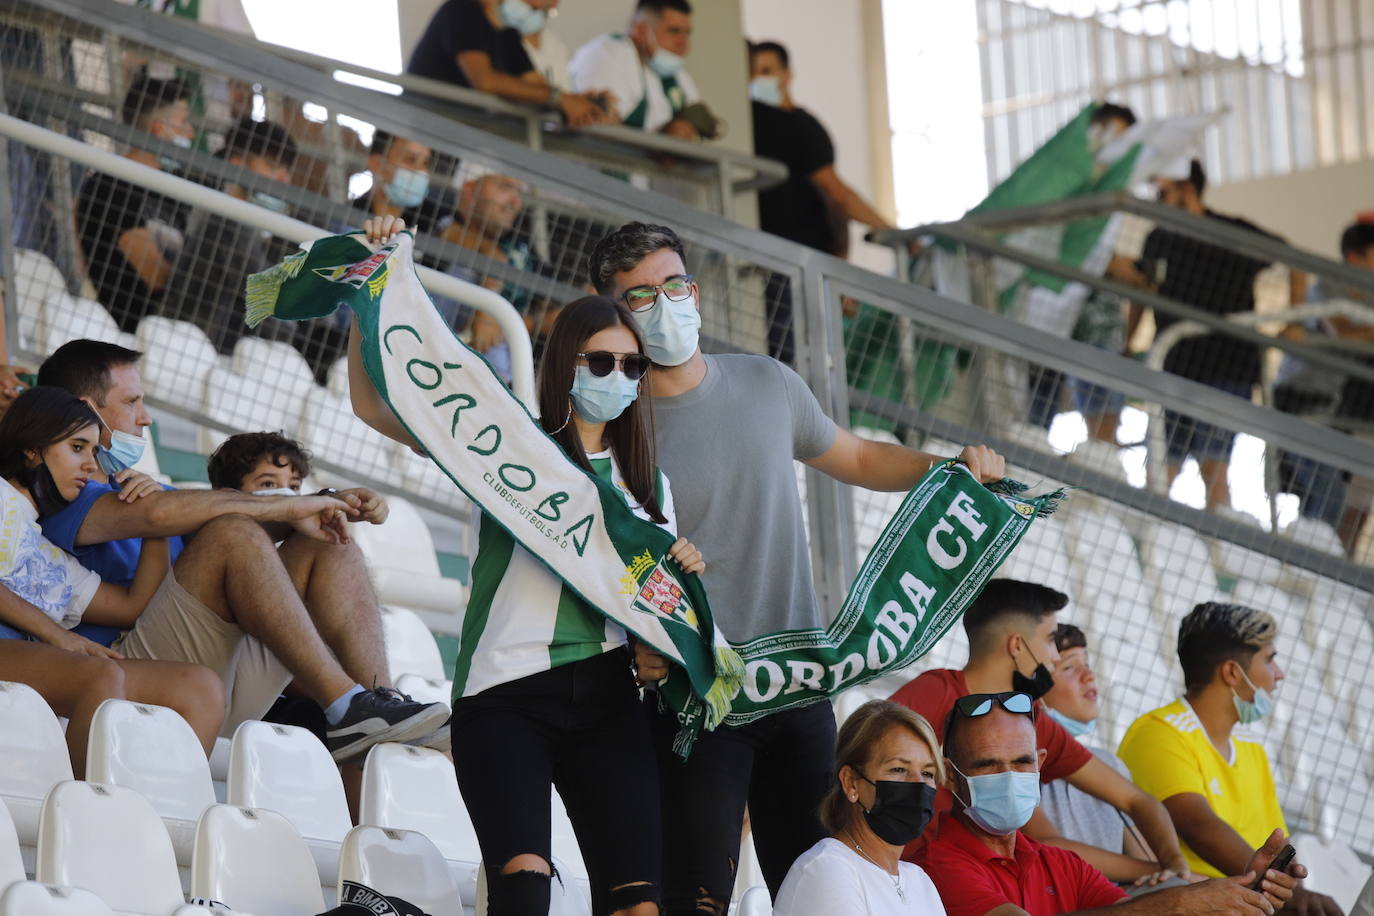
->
xmin=1118 ymin=697 xmax=1288 ymax=878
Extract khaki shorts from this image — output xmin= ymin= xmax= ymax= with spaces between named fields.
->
xmin=118 ymin=571 xmax=292 ymax=737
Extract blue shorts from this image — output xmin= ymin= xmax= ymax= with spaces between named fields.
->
xmin=0 ymin=621 xmax=123 ymax=645
xmin=1068 ymin=375 xmax=1126 ymax=418
xmin=1164 ymin=380 xmax=1253 ymax=464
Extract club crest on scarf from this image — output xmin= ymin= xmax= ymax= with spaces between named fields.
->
xmin=632 ymin=562 xmax=700 ymax=629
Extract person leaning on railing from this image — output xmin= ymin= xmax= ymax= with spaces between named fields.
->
xmin=408 ymin=0 xmax=616 ymax=129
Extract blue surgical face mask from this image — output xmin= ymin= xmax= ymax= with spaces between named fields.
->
xmin=1232 ymin=668 xmax=1275 ymax=725
xmin=636 ymin=291 xmax=700 ymax=367
xmin=649 ymin=47 xmax=684 ymax=78
xmin=499 ymin=0 xmax=546 ymax=36
xmin=951 ymin=763 xmax=1041 ymax=836
xmin=385 ymin=168 xmax=430 ymax=209
xmin=749 ymin=76 xmax=782 ymax=106
xmin=1046 ymin=707 xmax=1096 ymax=739
xmin=252 ymin=190 xmax=289 ymax=213
xmin=570 ymin=365 xmax=639 ymax=424
xmin=95 ymin=415 xmax=147 ymax=476
xmin=157 ymin=131 xmax=193 ymax=172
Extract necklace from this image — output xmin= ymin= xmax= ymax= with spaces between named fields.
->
xmin=845 ymin=831 xmax=904 ymax=902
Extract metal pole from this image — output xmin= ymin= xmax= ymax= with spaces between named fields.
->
xmin=0 ymin=64 xmax=17 ymax=362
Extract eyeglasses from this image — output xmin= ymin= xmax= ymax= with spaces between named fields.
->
xmin=620 ymin=275 xmax=695 ymax=312
xmin=953 ymin=691 xmax=1035 ymax=720
xmin=579 ymin=351 xmax=650 ymax=380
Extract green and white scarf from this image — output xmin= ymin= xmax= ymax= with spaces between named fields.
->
xmin=247 ymin=233 xmax=1063 ymax=754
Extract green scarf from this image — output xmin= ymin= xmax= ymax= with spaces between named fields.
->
xmin=247 ymin=233 xmax=1063 ymax=754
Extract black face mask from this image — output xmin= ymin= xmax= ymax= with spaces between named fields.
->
xmin=1011 ymin=641 xmax=1055 ymax=701
xmin=19 ymin=462 xmax=72 ymax=518
xmin=857 ymin=775 xmax=936 ymax=846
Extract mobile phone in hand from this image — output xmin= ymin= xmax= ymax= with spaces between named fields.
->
xmin=1251 ymin=844 xmax=1296 ymax=891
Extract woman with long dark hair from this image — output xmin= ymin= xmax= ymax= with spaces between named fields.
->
xmin=0 ymin=386 xmax=224 ymax=772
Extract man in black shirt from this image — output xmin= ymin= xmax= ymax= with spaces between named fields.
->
xmin=748 ymin=40 xmax=896 ymax=363
xmin=161 ymin=118 xmax=300 ymax=354
xmin=1134 ymin=159 xmax=1295 ymax=509
xmin=407 ymin=0 xmax=609 ymax=128
xmin=76 ymin=74 xmax=193 ymax=333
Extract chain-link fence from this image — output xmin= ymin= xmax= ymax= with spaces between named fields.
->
xmin=3 ymin=0 xmax=1373 ymax=871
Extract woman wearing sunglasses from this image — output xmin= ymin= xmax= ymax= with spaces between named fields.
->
xmin=774 ymin=699 xmax=947 ymax=915
xmin=451 ymin=293 xmax=703 ymax=916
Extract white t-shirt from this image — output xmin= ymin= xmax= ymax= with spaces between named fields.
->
xmin=773 ymin=838 xmax=946 ymax=916
xmin=568 ymin=33 xmax=700 ymax=131
xmin=0 ymin=477 xmax=100 ymax=629
xmin=524 ymin=29 xmax=572 ymax=90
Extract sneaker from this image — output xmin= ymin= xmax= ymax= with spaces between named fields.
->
xmin=408 ymin=716 xmax=450 ymax=753
xmin=325 ymin=687 xmax=450 ymax=763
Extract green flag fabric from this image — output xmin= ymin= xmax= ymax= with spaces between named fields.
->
xmin=247 ymin=232 xmax=1063 ymax=755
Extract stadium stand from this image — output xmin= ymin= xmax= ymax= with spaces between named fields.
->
xmin=339 ymin=825 xmax=462 ymax=916
xmin=3 ymin=0 xmax=1374 ymax=912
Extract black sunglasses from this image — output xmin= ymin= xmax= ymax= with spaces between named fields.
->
xmin=953 ymin=691 xmax=1035 ymax=719
xmin=579 ymin=351 xmax=650 ymax=381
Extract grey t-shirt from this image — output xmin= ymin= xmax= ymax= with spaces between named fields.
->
xmin=1040 ymin=746 xmax=1134 ymax=854
xmin=652 ymin=354 xmax=838 ymax=641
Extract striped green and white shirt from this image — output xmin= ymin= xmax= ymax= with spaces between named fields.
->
xmin=453 ymin=449 xmax=676 ymax=698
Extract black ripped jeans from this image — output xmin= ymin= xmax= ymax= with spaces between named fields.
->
xmin=451 ymin=648 xmax=662 ymax=915
xmin=648 ymin=696 xmax=835 ymax=914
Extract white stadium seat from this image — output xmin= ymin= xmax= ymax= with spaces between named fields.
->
xmin=339 ymin=825 xmax=462 ymax=916
xmin=326 ymin=356 xmax=350 ymax=395
xmin=85 ymin=699 xmax=215 ymax=867
xmin=0 ymin=681 xmax=73 ymax=859
xmin=0 ymin=800 xmax=24 ymax=891
xmin=394 ymin=674 xmax=453 ymax=707
xmin=382 ymin=607 xmax=447 ymax=682
xmin=0 ymin=881 xmax=112 ymax=916
xmin=353 ymin=498 xmax=466 ymax=618
xmin=227 ymin=721 xmax=350 ymax=842
xmin=199 ymin=366 xmax=292 ymax=454
xmin=13 ymin=249 xmax=68 ymax=321
xmin=1292 ymin=831 xmax=1372 ymax=913
xmin=39 ymin=296 xmax=125 ymax=358
xmin=192 ymin=805 xmax=324 ymax=916
xmin=550 ymin=793 xmax=588 ymax=884
xmin=300 ymin=387 xmax=401 ymax=487
xmin=738 ymin=885 xmax=773 ymax=916
xmin=36 ymin=781 xmax=183 ymax=916
xmin=361 ymin=744 xmax=480 ymax=904
xmin=230 ymin=337 xmax=318 ymax=436
xmin=135 ymin=316 xmax=222 ymax=405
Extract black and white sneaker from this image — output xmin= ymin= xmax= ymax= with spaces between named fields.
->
xmin=408 ymin=715 xmax=451 ymax=753
xmin=325 ymin=687 xmax=450 ymax=763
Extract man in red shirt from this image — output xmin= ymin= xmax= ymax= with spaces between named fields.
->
xmin=923 ymin=692 xmax=1302 ymax=916
xmin=890 ymin=579 xmax=1188 ymax=882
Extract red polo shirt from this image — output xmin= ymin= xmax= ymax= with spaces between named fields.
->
xmin=888 ymin=668 xmax=1093 ymax=861
xmin=920 ymin=811 xmax=1126 ymax=916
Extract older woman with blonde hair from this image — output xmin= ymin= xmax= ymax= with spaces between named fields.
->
xmin=774 ymin=699 xmax=947 ymax=915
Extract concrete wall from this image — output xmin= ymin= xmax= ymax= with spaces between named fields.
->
xmin=1208 ymin=160 xmax=1374 ymax=259
xmin=740 ymin=0 xmax=895 ymax=272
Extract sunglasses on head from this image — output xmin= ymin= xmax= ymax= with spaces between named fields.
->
xmin=579 ymin=351 xmax=650 ymax=380
xmin=953 ymin=691 xmax=1035 ymax=720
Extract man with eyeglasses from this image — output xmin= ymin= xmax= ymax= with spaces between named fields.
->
xmin=889 ymin=580 xmax=1191 ymax=886
xmin=923 ymin=691 xmax=1303 ymax=916
xmin=586 ymin=221 xmax=1006 ymax=915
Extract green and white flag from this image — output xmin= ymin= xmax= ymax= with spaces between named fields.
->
xmin=932 ymin=103 xmax=1223 ymax=335
xmin=247 ymin=233 xmax=1063 ymax=754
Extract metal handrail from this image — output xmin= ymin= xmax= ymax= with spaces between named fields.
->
xmin=0 ymin=112 xmax=536 ymax=405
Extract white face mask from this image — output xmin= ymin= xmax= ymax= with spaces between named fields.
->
xmin=251 ymin=487 xmax=299 ymax=497
xmin=95 ymin=415 xmax=147 ymax=476
xmin=749 ymin=75 xmax=782 ymax=107
xmin=636 ymin=291 xmax=701 ymax=367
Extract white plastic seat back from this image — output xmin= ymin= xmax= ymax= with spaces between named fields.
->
xmin=86 ymin=699 xmax=215 ymax=822
xmin=361 ymin=744 xmax=478 ymax=865
xmin=353 ymin=498 xmax=442 ymax=578
xmin=200 ymin=366 xmax=293 ymax=453
xmin=39 ymin=297 xmax=123 ymax=357
xmin=738 ymin=885 xmax=774 ymax=916
xmin=14 ymin=249 xmax=68 ymax=319
xmin=301 ymin=387 xmax=399 ymax=488
xmin=0 ymin=881 xmax=112 ymax=916
xmin=394 ymin=674 xmax=453 ymax=706
xmin=192 ymin=805 xmax=324 ymax=916
xmin=230 ymin=338 xmax=317 ymax=437
xmin=550 ymin=793 xmax=587 ymax=882
xmin=382 ymin=607 xmax=447 ymax=681
xmin=135 ymin=316 xmax=221 ymax=403
xmin=0 ymin=800 xmax=24 ymax=890
xmin=1291 ymin=832 xmax=1371 ymax=913
xmin=227 ymin=721 xmax=350 ymax=843
xmin=36 ymin=781 xmax=183 ymax=915
xmin=0 ymin=682 xmax=72 ymax=800
xmin=339 ymin=825 xmax=461 ymax=916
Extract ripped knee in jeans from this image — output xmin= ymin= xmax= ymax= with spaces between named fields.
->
xmin=691 ymin=886 xmax=726 ymax=916
xmin=608 ymin=880 xmax=660 ymax=915
xmin=488 ymin=855 xmax=557 ymax=915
